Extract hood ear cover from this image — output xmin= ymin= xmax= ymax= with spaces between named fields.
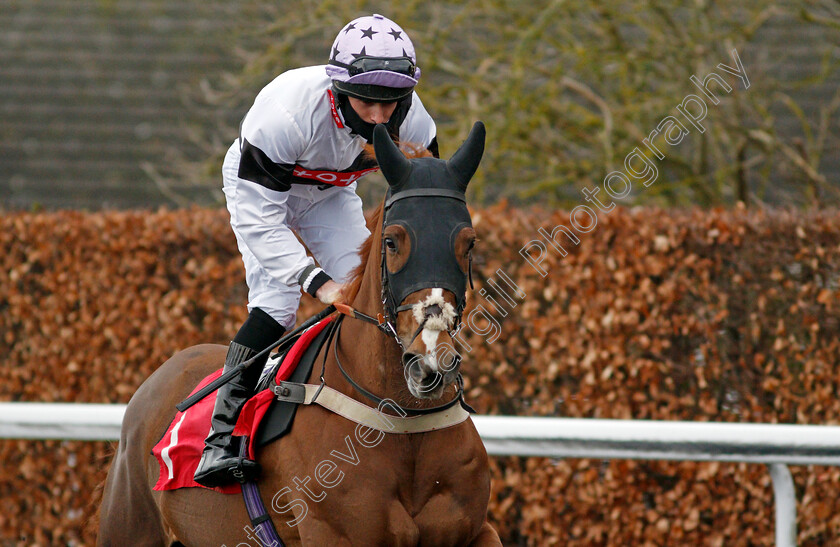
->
xmin=446 ymin=122 xmax=485 ymax=192
xmin=372 ymin=121 xmax=486 ymax=193
xmin=373 ymin=123 xmax=412 ymax=188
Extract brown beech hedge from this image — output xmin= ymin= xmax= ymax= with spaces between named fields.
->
xmin=1 ymin=204 xmax=839 ymax=546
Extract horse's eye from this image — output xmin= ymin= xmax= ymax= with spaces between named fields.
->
xmin=466 ymin=239 xmax=476 ymax=254
xmin=384 ymin=237 xmax=398 ymax=253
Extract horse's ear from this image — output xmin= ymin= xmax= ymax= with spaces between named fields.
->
xmin=447 ymin=121 xmax=485 ymax=192
xmin=373 ymin=124 xmax=411 ymax=188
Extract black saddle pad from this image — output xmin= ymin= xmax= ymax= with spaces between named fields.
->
xmin=253 ymin=319 xmax=334 ymax=448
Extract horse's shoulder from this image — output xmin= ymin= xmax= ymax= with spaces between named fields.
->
xmin=170 ymin=343 xmax=228 ymax=361
xmin=155 ymin=344 xmax=228 ymax=387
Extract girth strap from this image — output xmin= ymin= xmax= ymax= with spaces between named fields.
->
xmin=273 ymin=382 xmax=470 ymax=434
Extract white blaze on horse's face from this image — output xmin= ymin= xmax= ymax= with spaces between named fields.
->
xmin=399 ymin=288 xmax=462 ymax=399
xmin=413 ymin=288 xmax=457 ymax=359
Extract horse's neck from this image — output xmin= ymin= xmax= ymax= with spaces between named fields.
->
xmin=329 ymin=258 xmax=408 ymax=406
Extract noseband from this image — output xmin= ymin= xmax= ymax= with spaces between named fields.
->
xmin=320 ymin=313 xmax=471 ymax=417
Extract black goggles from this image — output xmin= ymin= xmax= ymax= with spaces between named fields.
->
xmin=329 ymin=56 xmax=416 ymax=78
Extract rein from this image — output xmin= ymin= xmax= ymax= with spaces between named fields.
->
xmin=175 ymin=304 xmax=337 ymax=412
xmin=333 ymin=302 xmax=425 ymax=349
xmin=324 ymin=313 xmax=471 ymax=417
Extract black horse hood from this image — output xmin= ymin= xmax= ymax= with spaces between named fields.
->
xmin=373 ymin=122 xmax=485 ymax=194
xmin=372 ymin=122 xmax=485 ymax=318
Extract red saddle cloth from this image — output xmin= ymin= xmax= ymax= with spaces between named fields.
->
xmin=152 ymin=316 xmax=334 ymax=494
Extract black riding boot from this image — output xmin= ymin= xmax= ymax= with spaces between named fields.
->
xmin=193 ymin=341 xmax=262 ymax=487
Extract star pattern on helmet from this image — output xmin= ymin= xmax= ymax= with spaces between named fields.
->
xmin=388 ymin=28 xmax=403 ymax=41
xmin=352 ymin=46 xmax=367 ymax=59
xmin=331 ymin=46 xmax=340 ymax=59
xmin=343 ymin=23 xmax=356 ymax=34
xmin=360 ymin=26 xmax=378 ymax=40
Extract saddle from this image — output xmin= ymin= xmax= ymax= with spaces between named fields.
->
xmin=251 ymin=316 xmax=335 ymax=447
xmin=152 ymin=316 xmax=335 ymax=493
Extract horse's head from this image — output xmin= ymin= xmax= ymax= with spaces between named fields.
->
xmin=372 ymin=122 xmax=485 ymax=399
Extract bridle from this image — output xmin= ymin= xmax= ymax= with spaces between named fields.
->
xmin=378 ymin=187 xmax=474 ymax=347
xmin=334 ymin=184 xmax=474 ymax=345
xmin=316 ymin=313 xmax=472 ymax=417
xmin=325 ymin=186 xmax=477 ymax=416
xmin=314 ymin=121 xmax=484 ymax=418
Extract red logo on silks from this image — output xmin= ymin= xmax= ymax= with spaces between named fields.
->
xmin=327 ymin=89 xmax=344 ymax=129
xmin=293 ymin=165 xmax=380 ymax=186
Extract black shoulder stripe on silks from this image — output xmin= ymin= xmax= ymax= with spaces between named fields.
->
xmin=427 ymin=137 xmax=440 ymax=159
xmin=238 ymin=139 xmax=295 ymax=192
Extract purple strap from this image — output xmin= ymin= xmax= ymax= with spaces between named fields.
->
xmin=240 ymin=437 xmax=285 ymax=546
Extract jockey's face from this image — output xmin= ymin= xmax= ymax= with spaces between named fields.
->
xmin=347 ymin=97 xmax=398 ymax=125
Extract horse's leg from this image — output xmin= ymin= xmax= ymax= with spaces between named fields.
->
xmin=98 ymin=405 xmax=170 ymax=545
xmin=99 ymin=344 xmax=228 ymax=546
xmin=467 ymin=521 xmax=503 ymax=546
xmin=135 ymin=344 xmax=299 ymax=546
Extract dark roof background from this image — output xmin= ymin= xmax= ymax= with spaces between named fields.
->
xmin=1 ymin=1 xmax=837 ymax=210
xmin=0 ymin=0 xmax=253 ymax=209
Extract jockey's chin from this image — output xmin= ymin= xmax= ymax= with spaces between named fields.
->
xmin=347 ymin=96 xmax=397 ymax=125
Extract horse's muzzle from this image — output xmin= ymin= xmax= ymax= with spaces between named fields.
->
xmin=402 ymin=350 xmax=461 ymax=399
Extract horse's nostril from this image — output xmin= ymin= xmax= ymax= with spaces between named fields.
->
xmin=402 ymin=353 xmax=424 ymax=381
xmin=403 ymin=353 xmax=426 ymax=386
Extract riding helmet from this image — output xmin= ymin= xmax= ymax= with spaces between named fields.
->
xmin=326 ymin=14 xmax=420 ymax=102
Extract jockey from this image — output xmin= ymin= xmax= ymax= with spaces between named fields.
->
xmin=194 ymin=14 xmax=439 ymax=487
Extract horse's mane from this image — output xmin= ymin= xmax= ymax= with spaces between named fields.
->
xmin=339 ymin=203 xmax=383 ymax=304
xmin=339 ymin=141 xmax=433 ymax=304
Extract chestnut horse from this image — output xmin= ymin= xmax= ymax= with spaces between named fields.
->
xmin=98 ymin=122 xmax=501 ymax=546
